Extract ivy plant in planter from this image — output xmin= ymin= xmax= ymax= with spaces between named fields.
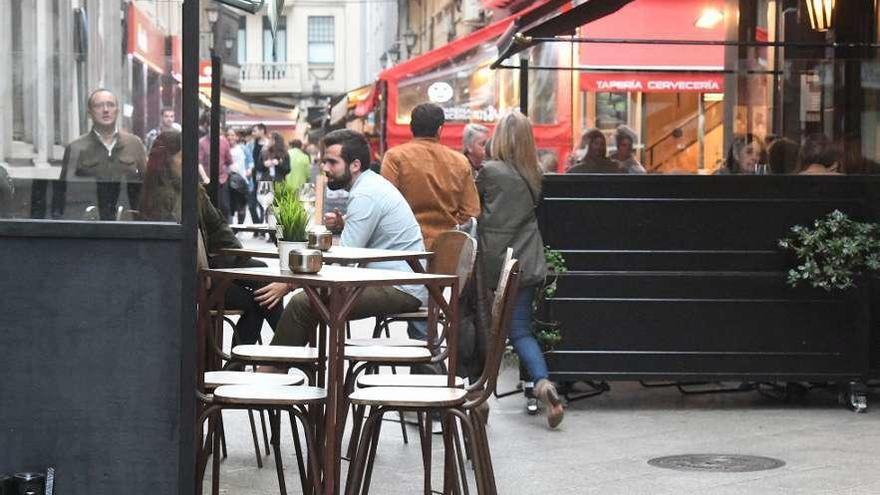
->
xmin=778 ymin=210 xmax=880 ymax=291
xmin=533 ymin=246 xmax=568 ymax=351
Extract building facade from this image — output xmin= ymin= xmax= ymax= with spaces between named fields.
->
xmin=228 ymin=0 xmax=398 ymax=132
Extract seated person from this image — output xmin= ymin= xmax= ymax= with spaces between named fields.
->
xmin=798 ymin=134 xmax=843 ymax=175
xmin=718 ymin=133 xmax=765 ymax=174
xmin=568 ymin=129 xmax=624 ymax=174
xmin=140 ymin=131 xmax=283 ymax=345
xmin=767 ymin=138 xmax=800 ymax=174
xmin=255 ymin=129 xmax=425 ymax=348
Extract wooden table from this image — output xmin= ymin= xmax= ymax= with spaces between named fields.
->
xmin=198 ymin=264 xmax=459 ymax=495
xmin=218 ymin=245 xmax=433 ymax=273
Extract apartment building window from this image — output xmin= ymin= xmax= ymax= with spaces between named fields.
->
xmin=262 ymin=16 xmax=287 ymax=63
xmin=308 ymin=16 xmax=334 ymax=65
xmin=237 ymin=16 xmax=247 ymax=64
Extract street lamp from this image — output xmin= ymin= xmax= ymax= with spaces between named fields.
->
xmin=205 ymin=5 xmax=219 ymax=49
xmin=403 ymin=30 xmax=417 ymax=56
xmin=804 ymin=0 xmax=834 ymax=32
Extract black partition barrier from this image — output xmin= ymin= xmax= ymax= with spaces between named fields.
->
xmin=0 ymin=0 xmax=199 ymax=491
xmin=538 ymin=175 xmax=880 ymax=383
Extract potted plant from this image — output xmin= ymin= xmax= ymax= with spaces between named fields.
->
xmin=274 ymin=181 xmax=310 ymax=271
xmin=533 ymin=246 xmax=567 ymax=352
xmin=778 ymin=210 xmax=880 ymax=291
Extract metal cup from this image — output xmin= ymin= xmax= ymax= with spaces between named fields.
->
xmin=307 ymin=230 xmax=333 ymax=251
xmin=13 ymin=473 xmax=44 ymax=495
xmin=288 ymin=249 xmax=323 ymax=274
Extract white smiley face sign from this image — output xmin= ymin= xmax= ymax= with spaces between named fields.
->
xmin=427 ymin=82 xmax=454 ymax=104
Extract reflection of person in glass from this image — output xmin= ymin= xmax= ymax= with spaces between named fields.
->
xmin=798 ymin=134 xmax=843 ymax=175
xmin=51 ymin=88 xmax=146 ymax=220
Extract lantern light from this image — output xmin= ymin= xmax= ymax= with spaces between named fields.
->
xmin=695 ymin=8 xmax=724 ymax=29
xmin=805 ymin=0 xmax=835 ymax=32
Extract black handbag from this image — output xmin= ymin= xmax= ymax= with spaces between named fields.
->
xmin=228 ymin=171 xmax=248 ymax=193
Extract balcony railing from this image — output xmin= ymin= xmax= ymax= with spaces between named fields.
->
xmin=240 ymin=62 xmax=301 ymax=82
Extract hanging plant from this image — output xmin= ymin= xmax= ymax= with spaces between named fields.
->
xmin=778 ymin=210 xmax=880 ymax=291
xmin=532 ymin=246 xmax=567 ymax=351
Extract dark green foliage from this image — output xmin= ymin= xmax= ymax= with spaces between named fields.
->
xmin=779 ymin=210 xmax=880 ymax=291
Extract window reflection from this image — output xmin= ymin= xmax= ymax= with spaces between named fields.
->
xmin=0 ymin=0 xmax=183 ymax=221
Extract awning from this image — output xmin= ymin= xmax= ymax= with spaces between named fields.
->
xmin=379 ymin=1 xmax=554 ymax=83
xmin=199 ymin=86 xmax=299 ymax=123
xmin=492 ymin=0 xmax=633 ymax=68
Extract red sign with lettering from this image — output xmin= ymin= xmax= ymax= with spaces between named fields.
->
xmin=199 ymin=60 xmax=213 ymax=88
xmin=580 ymin=73 xmax=724 ymax=93
xmin=127 ymin=3 xmax=167 ymax=73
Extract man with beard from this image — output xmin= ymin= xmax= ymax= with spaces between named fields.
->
xmin=253 ymin=129 xmax=426 ymax=349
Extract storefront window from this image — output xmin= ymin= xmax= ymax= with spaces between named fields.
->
xmin=559 ymin=0 xmax=880 ymax=175
xmin=0 ymin=0 xmax=185 ymax=221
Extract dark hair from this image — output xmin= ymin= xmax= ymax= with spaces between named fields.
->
xmin=289 ymin=139 xmax=303 ymax=149
xmin=161 ymin=107 xmax=175 ymax=116
xmin=253 ymin=123 xmax=267 ymax=134
xmin=321 ymin=129 xmax=371 ymax=172
xmin=265 ymin=132 xmax=288 ymax=159
xmin=410 ymin=103 xmax=445 ymax=138
xmin=767 ymin=138 xmax=800 ymax=174
xmin=800 ymin=134 xmax=841 ymax=170
xmin=141 ymin=131 xmax=183 ymax=221
xmin=725 ymin=133 xmax=763 ymax=173
xmin=86 ymin=88 xmax=116 ymax=109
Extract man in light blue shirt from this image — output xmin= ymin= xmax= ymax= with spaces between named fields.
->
xmin=255 ymin=129 xmax=425 ymax=347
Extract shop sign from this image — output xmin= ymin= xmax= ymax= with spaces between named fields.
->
xmin=127 ymin=3 xmax=167 ymax=73
xmin=443 ymin=105 xmax=499 ymax=122
xmin=427 ymin=82 xmax=454 ymax=103
xmin=580 ymin=73 xmax=725 ymax=93
xmin=199 ymin=61 xmax=213 ymax=87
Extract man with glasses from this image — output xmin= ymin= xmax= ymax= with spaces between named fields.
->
xmin=52 ymin=88 xmax=147 ymax=221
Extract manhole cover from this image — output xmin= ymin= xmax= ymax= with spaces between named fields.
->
xmin=648 ymin=454 xmax=785 ymax=473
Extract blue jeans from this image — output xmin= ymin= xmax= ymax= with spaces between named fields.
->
xmin=509 ymin=285 xmax=549 ymax=382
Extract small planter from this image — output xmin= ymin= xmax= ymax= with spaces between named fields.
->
xmin=278 ymin=240 xmax=307 ymax=271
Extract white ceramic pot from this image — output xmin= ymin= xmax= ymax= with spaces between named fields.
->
xmin=278 ymin=240 xmax=308 ymax=271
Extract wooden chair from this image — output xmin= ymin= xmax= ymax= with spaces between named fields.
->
xmin=197 ymin=234 xmax=323 ymax=495
xmin=198 ymin=275 xmax=325 ymax=495
xmin=341 ymin=231 xmax=477 ymax=452
xmin=344 ymin=257 xmax=521 ymax=495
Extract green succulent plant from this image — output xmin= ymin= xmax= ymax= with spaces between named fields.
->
xmin=779 ymin=210 xmax=880 ymax=291
xmin=273 ymin=181 xmax=309 ymax=242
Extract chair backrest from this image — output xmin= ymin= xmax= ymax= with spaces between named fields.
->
xmin=469 ymin=256 xmax=521 ymax=403
xmin=428 ymin=230 xmax=478 ymax=290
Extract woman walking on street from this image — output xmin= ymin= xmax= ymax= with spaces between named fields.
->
xmin=477 ymin=111 xmax=564 ymax=428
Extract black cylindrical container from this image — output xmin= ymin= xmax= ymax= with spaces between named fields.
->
xmin=13 ymin=473 xmax=45 ymax=495
xmin=0 ymin=475 xmax=14 ymax=495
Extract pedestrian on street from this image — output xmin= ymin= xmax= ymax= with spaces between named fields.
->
xmin=478 ymin=111 xmax=564 ymax=428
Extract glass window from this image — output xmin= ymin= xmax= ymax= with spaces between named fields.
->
xmin=308 ymin=16 xmax=335 ymax=65
xmin=237 ymin=16 xmax=247 ymax=65
xmin=262 ymin=15 xmax=286 ymax=63
xmin=0 ymin=0 xmax=185 ymax=221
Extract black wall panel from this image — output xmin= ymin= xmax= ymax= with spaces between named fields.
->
xmin=538 ymin=175 xmax=879 ymax=381
xmin=0 ymin=237 xmax=186 ymax=493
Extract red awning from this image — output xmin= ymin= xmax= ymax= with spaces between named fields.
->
xmin=579 ymin=0 xmax=725 ymax=71
xmin=378 ymin=1 xmax=554 ymax=83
